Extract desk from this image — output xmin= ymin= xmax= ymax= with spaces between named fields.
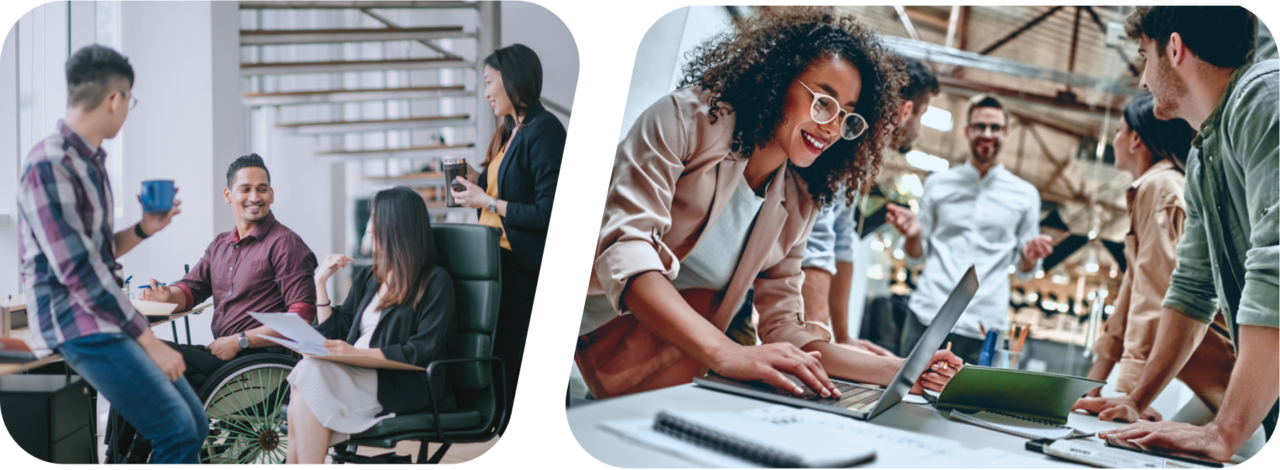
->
xmin=0 ymin=302 xmax=210 ymax=379
xmin=568 ymin=384 xmax=1128 ymax=468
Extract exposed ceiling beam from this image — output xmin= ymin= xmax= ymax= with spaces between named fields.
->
xmin=903 ymin=7 xmax=951 ymax=31
xmin=893 ymin=6 xmax=922 ymax=42
xmin=941 ymin=6 xmax=968 ymax=77
xmin=1082 ymin=6 xmax=1142 ymax=77
xmin=882 ymin=35 xmax=1141 ymax=96
xmin=1067 ymin=7 xmax=1082 ymax=77
xmin=937 ymin=75 xmax=1125 ymax=116
xmin=978 ymin=6 xmax=1064 ymax=55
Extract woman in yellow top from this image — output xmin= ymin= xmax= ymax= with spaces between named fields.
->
xmin=1075 ymin=93 xmax=1235 ymax=422
xmin=451 ymin=43 xmax=565 ymax=433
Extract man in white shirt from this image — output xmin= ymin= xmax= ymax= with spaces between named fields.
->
xmin=886 ymin=94 xmax=1054 ymax=363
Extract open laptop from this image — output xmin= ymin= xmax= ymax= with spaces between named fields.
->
xmin=694 ymin=265 xmax=979 ymax=421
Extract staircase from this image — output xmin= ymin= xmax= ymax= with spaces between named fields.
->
xmin=238 ymin=1 xmax=499 ymax=224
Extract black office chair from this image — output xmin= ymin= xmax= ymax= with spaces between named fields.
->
xmin=330 ymin=223 xmax=507 ymax=464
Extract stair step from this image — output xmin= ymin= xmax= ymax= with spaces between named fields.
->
xmin=240 ymin=58 xmax=469 ymax=76
xmin=244 ymin=86 xmax=469 ymax=106
xmin=241 ymin=26 xmax=474 ymax=45
xmin=240 ymin=1 xmax=479 ymax=10
xmin=316 ymin=143 xmax=476 ymax=160
xmin=277 ymin=115 xmax=471 ymax=134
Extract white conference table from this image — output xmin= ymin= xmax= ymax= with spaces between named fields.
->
xmin=568 ymin=383 xmax=1132 ymax=468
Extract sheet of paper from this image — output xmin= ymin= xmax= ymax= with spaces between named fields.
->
xmin=260 ymin=334 xmax=328 ymax=356
xmin=131 ymin=299 xmax=178 ymax=316
xmin=249 ymin=312 xmax=328 ymax=348
xmin=259 ymin=332 xmax=426 ymax=371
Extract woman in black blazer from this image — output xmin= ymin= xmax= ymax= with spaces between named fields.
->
xmin=285 ymin=187 xmax=456 ymax=464
xmin=451 ymin=43 xmax=565 ymax=432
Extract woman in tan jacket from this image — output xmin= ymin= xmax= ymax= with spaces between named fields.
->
xmin=1078 ymin=93 xmax=1235 ymax=421
xmin=577 ymin=9 xmax=962 ymax=399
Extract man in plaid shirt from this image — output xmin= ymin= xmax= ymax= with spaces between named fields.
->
xmin=16 ymin=45 xmax=204 ymax=463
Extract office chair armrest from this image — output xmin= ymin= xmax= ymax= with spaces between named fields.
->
xmin=423 ymin=356 xmax=507 ymax=443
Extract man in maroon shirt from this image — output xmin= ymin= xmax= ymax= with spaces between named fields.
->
xmin=140 ymin=153 xmax=318 ymax=386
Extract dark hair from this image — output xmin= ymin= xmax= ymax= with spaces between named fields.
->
xmin=226 ymin=153 xmax=271 ymax=188
xmin=65 ymin=44 xmax=135 ymax=110
xmin=483 ymin=44 xmax=543 ymax=164
xmin=370 ymin=186 xmax=438 ymax=310
xmin=1124 ymin=6 xmax=1257 ymax=68
xmin=966 ymin=93 xmax=1011 ymax=125
xmin=900 ymin=57 xmax=939 ymax=110
xmin=678 ymin=7 xmax=904 ymax=206
xmin=1121 ymin=93 xmax=1196 ymax=172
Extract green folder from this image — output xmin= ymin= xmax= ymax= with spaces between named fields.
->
xmin=935 ymin=365 xmax=1105 ymax=425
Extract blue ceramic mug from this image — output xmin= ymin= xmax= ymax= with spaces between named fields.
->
xmin=140 ymin=180 xmax=175 ymax=213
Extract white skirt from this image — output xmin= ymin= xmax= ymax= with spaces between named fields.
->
xmin=288 ymin=358 xmax=395 ymax=445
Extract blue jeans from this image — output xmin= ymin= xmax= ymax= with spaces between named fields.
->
xmin=57 ymin=333 xmax=207 ymax=464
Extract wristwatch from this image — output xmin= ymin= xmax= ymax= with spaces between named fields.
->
xmin=488 ymin=198 xmax=498 ymax=214
xmin=238 ymin=331 xmax=250 ymax=349
xmin=134 ymin=222 xmax=150 ymax=239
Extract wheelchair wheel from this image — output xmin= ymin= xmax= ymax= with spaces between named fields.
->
xmin=197 ymin=354 xmax=297 ymax=464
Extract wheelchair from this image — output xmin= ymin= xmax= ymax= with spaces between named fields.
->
xmin=197 ymin=353 xmax=298 ymax=464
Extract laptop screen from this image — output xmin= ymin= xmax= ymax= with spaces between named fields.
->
xmin=866 ymin=265 xmax=979 ymax=420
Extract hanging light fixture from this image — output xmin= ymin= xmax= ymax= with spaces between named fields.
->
xmin=1085 ymin=246 xmax=1099 ymax=273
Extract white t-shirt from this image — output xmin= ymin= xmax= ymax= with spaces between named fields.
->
xmin=353 ymin=291 xmax=383 ymax=349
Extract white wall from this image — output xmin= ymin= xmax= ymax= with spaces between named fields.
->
xmin=501 ymin=1 xmax=578 ymax=125
xmin=112 ymin=1 xmax=240 ymax=344
xmin=0 ymin=23 xmax=20 ymax=296
xmin=618 ymin=6 xmax=731 ymax=141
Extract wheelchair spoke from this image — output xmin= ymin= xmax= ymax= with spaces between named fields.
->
xmin=268 ymin=369 xmax=291 ymax=425
xmin=206 ymin=401 xmax=260 ymax=436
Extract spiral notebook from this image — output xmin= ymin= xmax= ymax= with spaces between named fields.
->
xmin=947 ymin=409 xmax=1090 ymax=440
xmin=652 ymin=409 xmax=876 ymax=468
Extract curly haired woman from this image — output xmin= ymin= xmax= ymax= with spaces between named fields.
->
xmin=576 ymin=8 xmax=962 ymax=399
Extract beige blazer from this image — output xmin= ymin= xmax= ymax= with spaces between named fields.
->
xmin=576 ymin=87 xmax=830 ymax=398
xmin=1093 ymin=159 xmax=1233 ymax=411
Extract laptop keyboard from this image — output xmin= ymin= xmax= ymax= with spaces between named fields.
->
xmin=773 ymin=381 xmax=884 ymax=413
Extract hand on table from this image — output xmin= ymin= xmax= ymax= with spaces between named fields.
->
xmin=1074 ymin=395 xmax=1162 ymax=423
xmin=207 ymin=335 xmax=242 ymax=361
xmin=714 ymin=343 xmax=841 ymax=399
xmin=910 ymin=350 xmax=964 ymax=394
xmin=1098 ymin=421 xmax=1232 ymax=463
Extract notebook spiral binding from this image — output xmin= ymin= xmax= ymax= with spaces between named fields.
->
xmin=948 ymin=410 xmax=1090 ymax=440
xmin=653 ymin=410 xmax=803 ymax=468
xmin=982 ymin=409 xmax=1063 ymax=427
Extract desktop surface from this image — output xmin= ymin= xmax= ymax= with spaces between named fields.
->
xmin=568 ymin=383 xmax=1129 ymax=468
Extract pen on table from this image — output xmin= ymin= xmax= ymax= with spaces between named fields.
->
xmin=139 ymin=282 xmax=167 ymax=289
